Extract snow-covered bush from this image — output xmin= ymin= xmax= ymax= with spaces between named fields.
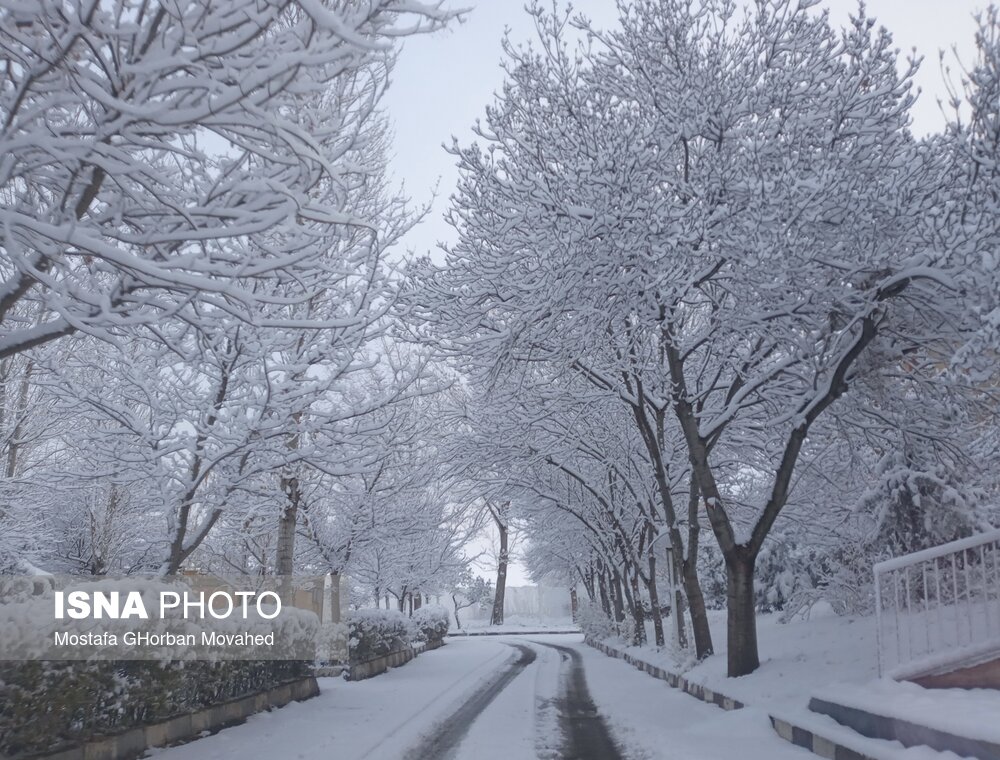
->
xmin=577 ymin=602 xmax=616 ymax=642
xmin=0 ymin=660 xmax=310 ymax=757
xmin=316 ymin=622 xmax=349 ymax=664
xmin=347 ymin=609 xmax=415 ymax=663
xmin=411 ymin=605 xmax=450 ymax=643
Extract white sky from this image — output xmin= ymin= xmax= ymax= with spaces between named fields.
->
xmin=382 ymin=0 xmax=987 ymax=587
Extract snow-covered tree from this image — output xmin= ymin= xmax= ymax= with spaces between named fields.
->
xmin=407 ymin=0 xmax=985 ymax=675
xmin=0 ymin=0 xmax=455 ymax=359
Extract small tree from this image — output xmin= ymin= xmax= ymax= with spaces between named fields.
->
xmin=450 ymin=570 xmax=493 ymax=630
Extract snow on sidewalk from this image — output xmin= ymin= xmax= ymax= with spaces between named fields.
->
xmin=613 ymin=606 xmax=881 ymax=712
xmin=147 ymin=638 xmax=514 ymax=760
xmin=817 ymin=678 xmax=1000 ymax=747
xmin=593 ymin=609 xmax=979 ymax=759
xmin=552 ymin=635 xmax=815 ymax=760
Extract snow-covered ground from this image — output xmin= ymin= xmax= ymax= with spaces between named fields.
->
xmin=547 ymin=635 xmax=813 ymax=760
xmin=145 ymin=613 xmax=1000 ymax=760
xmin=456 ymin=615 xmax=579 ymax=634
xmin=148 ymin=638 xmax=518 ymax=760
xmin=605 ymin=607 xmax=999 ymax=757
xmin=627 ymin=605 xmax=882 ymax=711
xmin=144 ymin=634 xmax=817 ymax=760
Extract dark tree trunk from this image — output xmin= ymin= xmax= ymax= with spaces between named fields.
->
xmin=646 ymin=553 xmax=665 ymax=647
xmin=683 ymin=560 xmax=713 ymax=659
xmin=682 ymin=476 xmax=712 ymax=658
xmin=489 ymin=504 xmax=509 ymax=626
xmin=726 ymin=550 xmax=759 ymax=677
xmin=610 ymin=571 xmax=626 ymax=623
xmin=597 ymin=571 xmax=612 ymax=617
xmin=569 ymin=587 xmax=579 ymax=622
xmin=626 ymin=570 xmax=646 ymax=645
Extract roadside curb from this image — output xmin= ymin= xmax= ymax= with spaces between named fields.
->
xmin=585 ymin=638 xmax=744 ymax=711
xmin=347 ymin=638 xmax=445 ymax=681
xmin=447 ymin=629 xmax=581 ymax=637
xmin=769 ymin=713 xmax=877 ymax=760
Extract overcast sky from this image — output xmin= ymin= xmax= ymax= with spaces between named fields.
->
xmin=381 ymin=0 xmax=987 ymax=586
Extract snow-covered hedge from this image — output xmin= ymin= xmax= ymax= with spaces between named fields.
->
xmin=316 ymin=621 xmax=349 ymax=664
xmin=577 ymin=602 xmax=617 ymax=641
xmin=0 ymin=577 xmax=322 ymax=756
xmin=411 ymin=605 xmax=450 ymax=643
xmin=347 ymin=608 xmax=415 ymax=663
xmin=0 ymin=659 xmax=309 ymax=757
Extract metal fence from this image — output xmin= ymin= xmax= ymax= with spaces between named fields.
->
xmin=874 ymin=528 xmax=1000 ymax=678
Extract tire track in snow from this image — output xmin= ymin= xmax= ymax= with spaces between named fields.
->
xmin=532 ymin=641 xmax=624 ymax=760
xmin=403 ymin=643 xmax=537 ymax=760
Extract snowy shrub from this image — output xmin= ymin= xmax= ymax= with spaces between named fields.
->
xmin=347 ymin=609 xmax=415 ymax=663
xmin=857 ymin=448 xmax=985 ymax=557
xmin=410 ymin=605 xmax=450 ymax=643
xmin=316 ymin=622 xmax=349 ymax=664
xmin=577 ymin=602 xmax=616 ymax=641
xmin=696 ymin=544 xmax=729 ymax=611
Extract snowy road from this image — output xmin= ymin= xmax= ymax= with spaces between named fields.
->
xmin=149 ymin=635 xmax=814 ymax=760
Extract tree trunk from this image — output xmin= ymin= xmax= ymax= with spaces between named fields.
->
xmin=683 ymin=560 xmax=713 ymax=659
xmin=597 ymin=571 xmax=612 ymax=617
xmin=646 ymin=553 xmax=665 ymax=647
xmin=726 ymin=550 xmax=759 ymax=677
xmin=490 ymin=514 xmax=508 ymax=626
xmin=276 ymin=406 xmax=304 ymax=602
xmin=610 ymin=571 xmax=626 ymax=623
xmin=582 ymin=570 xmax=595 ymax=602
xmin=569 ymin=587 xmax=579 ymax=622
xmin=452 ymin=594 xmax=464 ymax=630
xmin=328 ymin=572 xmax=341 ymax=624
xmin=276 ymin=472 xmax=300 ymax=604
xmin=683 ymin=477 xmax=713 ymax=659
xmin=5 ymin=358 xmax=32 ymax=479
xmin=626 ymin=570 xmax=646 ymax=645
